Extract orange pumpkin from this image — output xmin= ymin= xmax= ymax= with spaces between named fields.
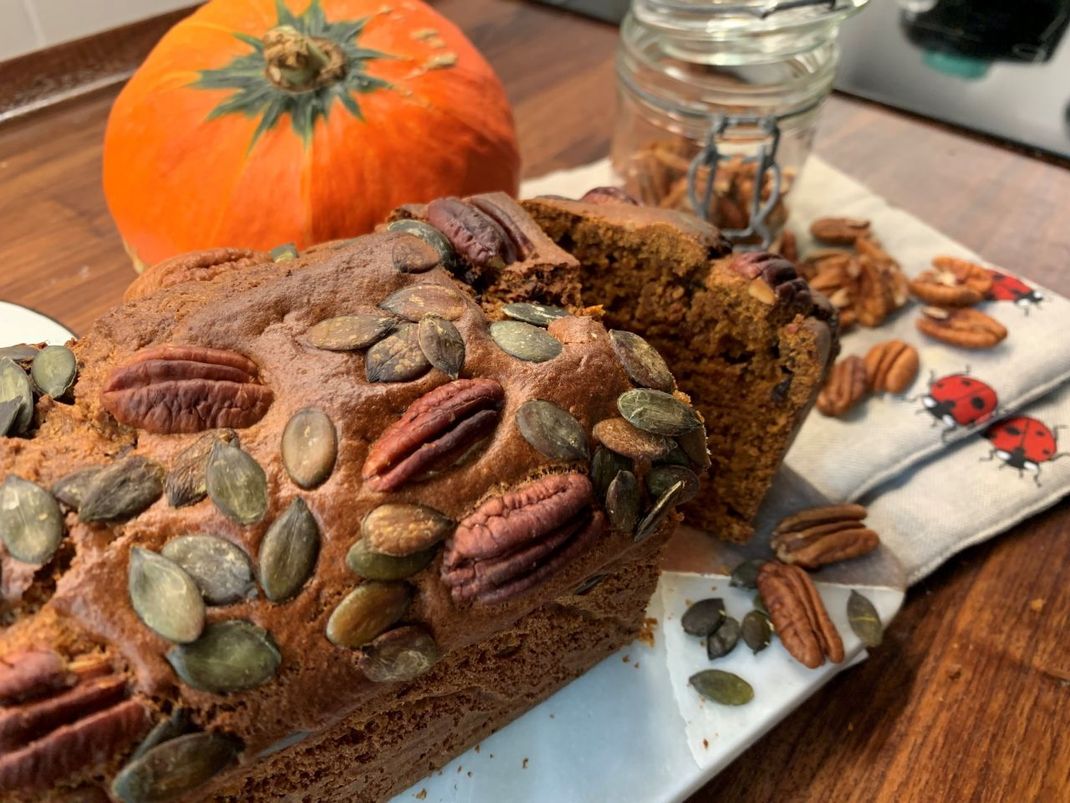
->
xmin=103 ymin=0 xmax=520 ymax=270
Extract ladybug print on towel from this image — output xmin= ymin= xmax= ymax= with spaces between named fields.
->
xmin=985 ymin=269 xmax=1044 ymax=312
xmin=918 ymin=372 xmax=998 ymax=436
xmin=982 ymin=417 xmax=1067 ymax=485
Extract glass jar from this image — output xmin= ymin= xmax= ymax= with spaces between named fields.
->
xmin=612 ymin=0 xmax=870 ymax=248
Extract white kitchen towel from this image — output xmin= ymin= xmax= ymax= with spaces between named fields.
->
xmin=522 ymin=157 xmax=1070 ymax=583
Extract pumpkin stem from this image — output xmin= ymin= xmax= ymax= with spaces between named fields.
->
xmin=263 ymin=25 xmax=346 ymax=91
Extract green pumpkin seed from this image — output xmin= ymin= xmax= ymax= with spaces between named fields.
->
xmin=365 ymin=323 xmax=431 ymax=383
xmin=647 ymin=465 xmax=701 ymax=504
xmin=0 ymin=344 xmax=39 ymax=363
xmin=51 ymin=467 xmax=101 ymax=511
xmin=167 ymin=620 xmax=281 ymax=693
xmin=605 ymin=470 xmax=639 ymax=535
xmin=707 ymin=616 xmax=741 ymax=659
xmin=676 ymin=426 xmax=712 ymax=472
xmin=165 ymin=430 xmax=239 ymax=508
xmin=361 ymin=503 xmax=453 ymax=557
xmin=681 ymin=598 xmax=726 ymax=637
xmin=112 ymin=731 xmax=242 ymax=803
xmin=634 ymin=479 xmax=686 ymax=543
xmin=304 ymin=314 xmax=396 ymax=351
xmin=729 ymin=559 xmax=765 ymax=590
xmin=689 ymin=669 xmax=754 ymax=706
xmin=0 ymin=357 xmax=33 ymax=435
xmin=0 ymin=475 xmax=64 ymax=565
xmin=591 ymin=447 xmax=630 ymax=502
xmin=417 ymin=315 xmax=465 ymax=379
xmin=617 ymin=389 xmax=702 ymax=437
xmin=270 ymin=243 xmax=298 ymax=262
xmin=516 ymin=399 xmax=589 ymax=461
xmin=502 ymin=302 xmax=568 ymax=327
xmin=161 ymin=535 xmax=256 ymax=606
xmin=387 ymin=220 xmax=457 ymax=268
xmin=741 ymin=610 xmax=773 ymax=653
xmin=391 ymin=234 xmax=441 ymax=273
xmin=593 ymin=417 xmax=674 ymax=461
xmin=326 ymin=582 xmax=412 ymax=648
xmin=258 ymin=498 xmax=320 ymax=602
xmin=358 ymin=626 xmax=441 ymax=683
xmin=0 ymin=398 xmax=19 ymax=437
xmin=206 ymin=443 xmax=267 ymax=525
xmin=380 ymin=284 xmax=466 ymax=322
xmin=80 ymin=456 xmax=164 ymax=523
xmin=489 ymin=320 xmax=562 ymax=363
xmin=281 ymin=408 xmax=337 ymax=489
xmin=130 ymin=709 xmax=192 ymax=762
xmin=128 ymin=548 xmax=205 ymax=644
xmin=29 ymin=345 xmax=77 ymax=399
xmin=346 ymin=538 xmax=436 ymax=581
xmin=609 ymin=330 xmax=674 ymax=393
xmin=847 ymin=590 xmax=883 ymax=648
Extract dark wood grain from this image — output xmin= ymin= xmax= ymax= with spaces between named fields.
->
xmin=0 ymin=2 xmax=1068 ymax=800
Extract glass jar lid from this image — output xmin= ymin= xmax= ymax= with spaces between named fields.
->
xmin=634 ymin=0 xmax=869 ymax=35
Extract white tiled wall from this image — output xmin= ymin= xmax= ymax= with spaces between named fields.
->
xmin=0 ymin=0 xmax=193 ymax=61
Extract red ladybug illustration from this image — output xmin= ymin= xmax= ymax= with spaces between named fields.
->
xmin=919 ymin=372 xmax=998 ymax=435
xmin=982 ymin=416 xmax=1067 ymax=485
xmin=986 ymin=269 xmax=1044 ymax=311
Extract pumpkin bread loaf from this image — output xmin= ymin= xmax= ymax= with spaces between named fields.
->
xmin=0 ymin=201 xmax=705 ymax=800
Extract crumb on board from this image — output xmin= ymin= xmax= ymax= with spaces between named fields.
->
xmin=946 ymin=664 xmax=962 ymax=680
xmin=702 ymin=739 xmax=709 ymax=750
xmin=622 ymin=655 xmax=631 ymax=663
xmin=637 ymin=617 xmax=657 ymax=647
xmin=415 ymin=790 xmax=427 ymax=800
xmin=1029 ymin=598 xmax=1045 ymax=612
xmin=474 ymin=745 xmax=480 ymax=753
xmin=522 ymin=758 xmax=529 ymax=769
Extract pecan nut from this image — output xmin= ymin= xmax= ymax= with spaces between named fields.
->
xmin=809 ymin=217 xmax=870 ymax=245
xmin=124 ymin=248 xmax=264 ymax=303
xmin=757 ymin=562 xmax=844 ymax=668
xmin=864 ymin=340 xmax=919 ymax=394
xmin=909 ymin=256 xmax=992 ymax=307
xmin=816 ymin=355 xmax=869 ymax=417
xmin=580 ymin=186 xmax=641 ymax=206
xmin=442 ymin=473 xmax=604 ymax=604
xmin=468 ymin=194 xmax=534 ymax=260
xmin=426 ymin=197 xmax=515 ymax=278
xmin=729 ymin=252 xmax=812 ymax=315
xmin=0 ymin=675 xmax=127 ymax=751
xmin=362 ymin=378 xmax=504 ymax=492
xmin=771 ymin=503 xmax=879 ymax=569
xmin=916 ymin=307 xmax=1007 ymax=349
xmin=101 ymin=345 xmax=274 ymax=433
xmin=0 ymin=650 xmax=70 ymax=704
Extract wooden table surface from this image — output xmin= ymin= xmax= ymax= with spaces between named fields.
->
xmin=1 ymin=1 xmax=1068 ymax=801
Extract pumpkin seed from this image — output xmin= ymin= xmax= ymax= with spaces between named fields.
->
xmin=657 ymin=445 xmax=692 ymax=467
xmin=365 ymin=323 xmax=431 ymax=383
xmin=0 ymin=475 xmax=64 ymax=564
xmin=391 ymin=235 xmax=441 ymax=274
xmin=166 ymin=620 xmax=281 ymax=693
xmin=206 ymin=442 xmax=267 ymax=525
xmin=502 ymin=302 xmax=568 ymax=327
xmin=489 ymin=320 xmax=562 ymax=363
xmin=305 ymin=314 xmax=396 ymax=351
xmin=0 ymin=398 xmax=18 ymax=437
xmin=128 ymin=548 xmax=205 ymax=644
xmin=741 ymin=609 xmax=773 ymax=653
xmin=634 ymin=479 xmax=685 ymax=543
xmin=358 ymin=626 xmax=441 ymax=683
xmin=605 ymin=470 xmax=639 ymax=535
xmin=270 ymin=243 xmax=298 ymax=262
xmin=847 ymin=590 xmax=883 ymax=648
xmin=387 ymin=220 xmax=457 ymax=268
xmin=258 ymin=498 xmax=320 ymax=602
xmin=592 ymin=417 xmax=674 ymax=461
xmin=574 ymin=573 xmax=608 ymax=596
xmin=516 ymin=399 xmax=589 ymax=461
xmin=729 ymin=559 xmax=765 ymax=590
xmin=130 ymin=709 xmax=192 ymax=762
xmin=591 ymin=447 xmax=630 ymax=502
xmin=707 ymin=616 xmax=741 ymax=659
xmin=676 ymin=425 xmax=712 ymax=472
xmin=161 ymin=535 xmax=256 ymax=606
xmin=417 ymin=315 xmax=465 ymax=379
xmin=0 ymin=357 xmax=33 ymax=435
xmin=281 ymin=408 xmax=337 ymax=489
xmin=165 ymin=430 xmax=239 ymax=508
xmin=647 ymin=465 xmax=701 ymax=504
xmin=51 ymin=467 xmax=101 ymax=511
xmin=617 ymin=389 xmax=702 ymax=437
xmin=689 ymin=669 xmax=754 ymax=706
xmin=326 ymin=582 xmax=412 ymax=648
xmin=80 ymin=456 xmax=164 ymax=523
xmin=609 ymin=330 xmax=674 ymax=393
xmin=111 ymin=731 xmax=242 ymax=803
xmin=380 ymin=284 xmax=466 ymax=322
xmin=362 ymin=503 xmax=453 ymax=557
xmin=681 ymin=598 xmax=726 ymax=637
xmin=346 ymin=538 xmax=436 ymax=581
xmin=0 ymin=344 xmax=39 ymax=363
xmin=29 ymin=345 xmax=77 ymax=400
